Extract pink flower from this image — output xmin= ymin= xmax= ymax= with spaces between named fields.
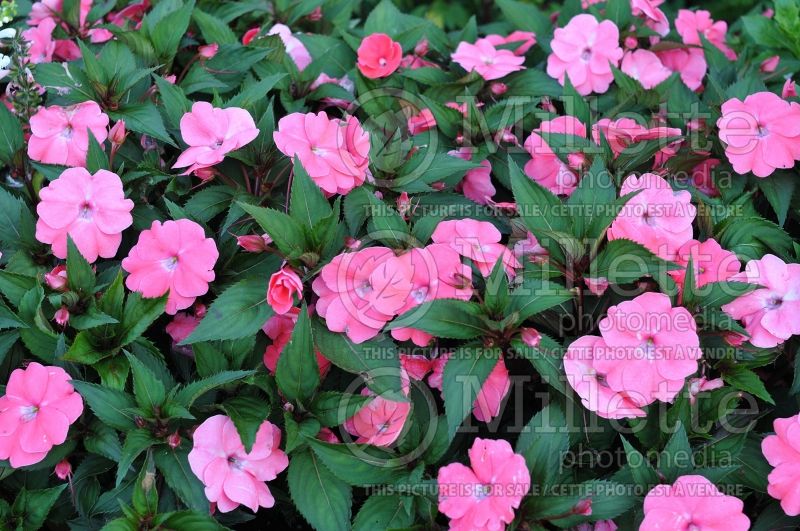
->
xmin=620 ymin=50 xmax=671 ymax=89
xmin=29 ymin=0 xmax=92 ymax=27
xmin=437 ymin=438 xmax=530 ymax=531
xmin=687 ymin=158 xmax=720 ymax=196
xmin=546 ymin=14 xmax=623 ymax=96
xmin=575 ymin=521 xmax=617 ymax=531
xmin=408 ymin=108 xmax=436 ymax=135
xmin=274 ymin=112 xmax=370 ymax=195
xmin=607 ymin=173 xmax=695 ymax=260
xmin=513 ymin=232 xmax=549 ymax=264
xmin=483 ymin=31 xmax=537 ymax=55
xmin=188 ymin=415 xmax=288 ymax=513
xmin=122 ymin=219 xmax=219 ymax=315
xmin=237 ymin=234 xmax=271 ymax=252
xmin=521 ymin=328 xmax=541 ymax=347
xmin=357 ymin=33 xmax=402 ymax=79
xmin=390 ymin=244 xmax=473 ymax=346
xmin=641 ymin=475 xmax=749 ymax=531
xmin=721 ymin=254 xmax=800 ymax=348
xmin=452 ymin=38 xmax=525 ymax=81
xmin=564 ymin=335 xmax=647 ymax=419
xmin=458 ymin=159 xmax=495 ymax=204
xmin=172 ymin=102 xmax=259 ymax=175
xmin=592 ymin=118 xmax=681 ymax=159
xmin=668 ymin=238 xmax=741 ymax=289
xmin=400 ymin=354 xmax=434 ymax=381
xmin=267 ymin=266 xmax=303 ymax=315
xmin=242 ymin=27 xmax=260 ymax=45
xmin=631 ymin=0 xmax=669 ymax=36
xmin=36 ymin=168 xmax=134 ymax=262
xmin=523 ymin=116 xmax=587 ymax=196
xmin=0 ymin=362 xmax=83 ymax=468
xmin=344 ymin=389 xmax=410 ymax=446
xmin=28 ymin=102 xmax=109 ymax=167
xmin=262 ymin=307 xmax=331 ymax=377
xmin=717 ymin=91 xmax=800 ymax=178
xmin=313 ymin=247 xmax=412 ymax=343
xmin=473 ymin=359 xmax=511 ymax=422
xmin=655 ymin=47 xmax=707 ymax=91
xmin=22 ymin=16 xmax=56 ymax=63
xmin=166 ymin=312 xmax=201 ymax=344
xmin=267 ymin=24 xmax=312 ymax=71
xmin=431 ymin=219 xmax=520 ymax=278
xmin=762 ymin=414 xmax=800 ymax=515
xmin=675 ymin=9 xmax=737 ymax=60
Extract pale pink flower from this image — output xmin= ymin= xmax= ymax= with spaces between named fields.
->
xmin=431 ymin=219 xmax=520 ymax=278
xmin=668 ymin=238 xmax=741 ymax=289
xmin=607 ymin=173 xmax=695 ymax=260
xmin=172 ymin=102 xmax=259 ymax=175
xmin=620 ymin=49 xmax=671 ymax=89
xmin=313 ymin=247 xmax=412 ymax=343
xmin=390 ymin=244 xmax=473 ymax=347
xmin=357 ymin=33 xmax=402 ymax=79
xmin=267 ymin=266 xmax=303 ymax=315
xmin=36 ymin=168 xmax=134 ymax=262
xmin=483 ymin=31 xmax=537 ymax=55
xmin=267 ymin=24 xmax=312 ymax=71
xmin=274 ymin=112 xmax=370 ymax=195
xmin=656 ymin=47 xmax=707 ymax=91
xmin=0 ymin=362 xmax=83 ymax=468
xmin=521 ymin=328 xmax=541 ymax=347
xmin=449 ymin=149 xmax=496 ymax=205
xmin=437 ymin=438 xmax=530 ymax=531
xmin=452 ymin=38 xmax=525 ymax=81
xmin=122 ymin=219 xmax=219 ymax=315
xmin=188 ymin=415 xmax=288 ymax=513
xmin=762 ymin=414 xmax=800 ymax=515
xmin=473 ymin=359 xmax=511 ymax=422
xmin=717 ymin=91 xmax=800 ymax=178
xmin=641 ymin=475 xmax=749 ymax=531
xmin=631 ymin=0 xmax=669 ymax=36
xmin=166 ymin=313 xmax=200 ymax=344
xmin=344 ymin=389 xmax=410 ymax=446
xmin=675 ymin=9 xmax=737 ymax=60
xmin=28 ymin=102 xmax=109 ymax=167
xmin=109 ymin=120 xmax=127 ymax=146
xmin=22 ymin=16 xmax=56 ymax=63
xmin=546 ymin=14 xmax=623 ymax=96
xmin=263 ymin=307 xmax=330 ymax=377
xmin=523 ymin=115 xmax=587 ymax=196
xmin=721 ymin=254 xmax=800 ymax=348
xmin=408 ymin=108 xmax=436 ymax=135
xmin=29 ymin=0 xmax=92 ymax=27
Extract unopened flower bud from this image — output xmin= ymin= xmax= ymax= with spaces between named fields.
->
xmin=55 ymin=459 xmax=72 ymax=480
xmin=167 ymin=431 xmax=181 ymax=448
xmin=198 ymin=43 xmax=219 ymax=59
xmin=44 ymin=265 xmax=68 ymax=292
xmin=54 ymin=306 xmax=69 ymax=327
xmin=109 ymin=120 xmax=127 ymax=146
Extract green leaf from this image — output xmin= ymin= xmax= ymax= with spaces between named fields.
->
xmin=0 ymin=188 xmax=36 ymax=252
xmin=442 ymin=345 xmax=501 ymax=439
xmin=153 ymin=446 xmax=208 ymax=511
xmin=695 ymin=281 xmax=759 ymax=309
xmin=62 ymin=330 xmax=109 ymax=364
xmin=0 ymin=104 xmax=24 ymax=165
xmin=507 ymin=278 xmax=572 ymax=324
xmin=276 ymin=303 xmax=320 ymax=404
xmin=193 ymin=9 xmax=238 ymax=45
xmin=118 ymin=293 xmax=167 ymax=347
xmin=125 ymin=351 xmax=166 ymax=412
xmin=562 ymin=76 xmax=591 ymax=127
xmin=484 ymin=258 xmax=509 ymax=316
xmin=621 ymin=437 xmax=659 ymax=490
xmin=723 ymin=366 xmax=774 ymax=404
xmin=0 ymin=271 xmax=37 ymax=307
xmin=67 ymin=236 xmax=97 ymax=294
xmin=160 ymin=511 xmax=228 ymax=530
xmin=0 ymin=299 xmax=26 ymax=330
xmin=566 ymin=156 xmax=617 ymax=239
xmin=154 ymin=75 xmax=191 ymax=129
xmin=109 ymin=103 xmax=174 ymax=146
xmin=171 ymin=370 xmax=254 ymax=407
xmin=147 ymin=0 xmax=195 ymax=63
xmin=116 ymin=429 xmax=156 ymax=486
xmin=310 ymin=391 xmax=372 ymax=428
xmin=306 ymin=438 xmax=406 ymax=486
xmin=221 ymin=395 xmax=270 ymax=453
xmin=660 ymin=423 xmax=693 ymax=482
xmin=758 ymin=172 xmax=796 ymax=226
xmin=515 ymin=402 xmax=569 ymax=487
xmin=513 ymin=336 xmax=568 ymax=396
xmin=365 ymin=193 xmax=410 ymax=247
xmin=68 ymin=380 xmax=137 ymax=431
xmin=11 ymin=485 xmax=67 ymax=531
xmin=288 ymin=450 xmax=352 ymax=531
xmin=289 ymin=158 xmax=332 ymax=231
xmin=183 ymin=277 xmax=272 ymax=343
xmin=85 ymin=133 xmax=109 ymax=173
xmin=238 ymin=202 xmax=308 ymax=257
xmin=387 ymin=299 xmax=489 ymax=340
xmin=590 ymin=238 xmax=676 ymax=284
xmin=353 ymin=494 xmax=413 ymax=531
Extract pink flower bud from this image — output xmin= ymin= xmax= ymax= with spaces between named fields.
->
xmin=724 ymin=332 xmax=747 ymax=347
xmin=414 ymin=38 xmax=429 ymax=56
xmin=396 ymin=191 xmax=412 ymax=219
xmin=198 ymin=43 xmax=218 ymax=59
xmin=109 ymin=120 xmax=127 ymax=146
xmin=624 ymin=36 xmax=638 ymax=50
xmin=267 ymin=266 xmax=303 ymax=315
xmin=344 ymin=237 xmax=361 ymax=250
xmin=489 ymin=82 xmax=507 ymax=95
xmin=54 ymin=306 xmax=69 ymax=327
xmin=783 ymin=78 xmax=797 ymax=99
xmin=237 ymin=234 xmax=270 ymax=253
xmin=567 ymin=152 xmax=587 ymax=171
xmin=317 ymin=427 xmax=339 ymax=443
xmin=585 ymin=277 xmax=609 ymax=296
xmin=163 ymin=74 xmax=177 ymax=84
xmin=44 ymin=265 xmax=68 ymax=292
xmin=167 ymin=431 xmax=181 ymax=448
xmin=307 ymin=6 xmax=323 ymax=21
xmin=55 ymin=459 xmax=72 ymax=480
xmin=193 ymin=303 xmax=207 ymax=319
xmin=193 ymin=167 xmax=217 ymax=181
xmin=521 ymin=328 xmax=541 ymax=348
xmin=760 ymin=55 xmax=780 ymax=73
xmin=573 ymin=498 xmax=592 ymax=516
xmin=242 ymin=27 xmax=260 ymax=45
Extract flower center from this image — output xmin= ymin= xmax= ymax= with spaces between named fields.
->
xmin=580 ymin=48 xmax=592 ymax=61
xmin=61 ymin=125 xmax=74 ymax=139
xmin=78 ymin=201 xmax=93 ymax=220
xmin=757 ymin=124 xmax=769 ymax=138
xmin=227 ymin=455 xmax=243 ymax=470
xmin=213 ymin=139 xmax=224 ymax=149
xmin=376 ymin=422 xmax=390 ymax=434
xmin=20 ymin=405 xmax=38 ymax=422
xmin=767 ymin=297 xmax=783 ymax=309
xmin=475 ymin=484 xmax=492 ymax=500
xmin=162 ymin=256 xmax=179 ymax=272
xmin=642 ymin=211 xmax=657 ymax=226
xmin=355 ymin=280 xmax=373 ymax=298
xmin=687 ymin=524 xmax=701 ymax=531
xmin=411 ymin=287 xmax=428 ymax=304
xmin=379 ymin=57 xmax=387 ymax=67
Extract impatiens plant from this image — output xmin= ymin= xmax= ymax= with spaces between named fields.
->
xmin=2 ymin=0 xmax=800 ymax=529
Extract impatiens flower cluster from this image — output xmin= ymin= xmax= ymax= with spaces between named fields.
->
xmin=565 ymin=292 xmax=701 ymax=418
xmin=36 ymin=168 xmax=134 ymax=262
xmin=173 ymin=102 xmax=259 ymax=175
xmin=28 ymin=102 xmax=109 ymax=167
xmin=274 ymin=111 xmax=371 ymax=195
xmin=762 ymin=414 xmax=800 ymax=516
xmin=547 ymin=14 xmax=624 ymax=96
xmin=437 ymin=438 xmax=530 ymax=530
xmin=122 ymin=219 xmax=219 ymax=315
xmin=188 ymin=415 xmax=288 ymax=513
xmin=722 ymin=254 xmax=800 ymax=348
xmin=717 ymin=91 xmax=800 ymax=177
xmin=0 ymin=363 xmax=83 ymax=468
